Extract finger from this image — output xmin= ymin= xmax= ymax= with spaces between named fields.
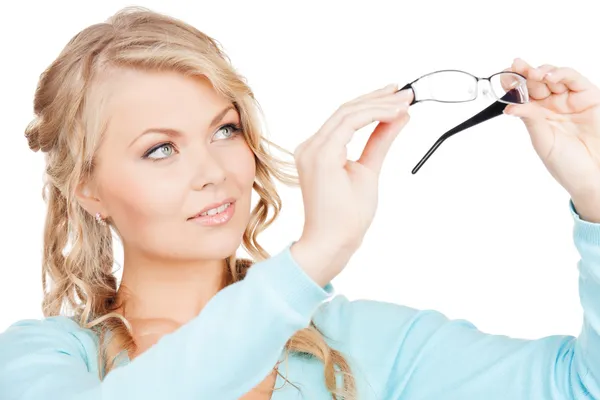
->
xmin=545 ymin=66 xmax=594 ymax=92
xmin=504 ymin=102 xmax=548 ymax=120
xmin=356 ymin=94 xmax=416 ymax=108
xmin=504 ymin=102 xmax=563 ymax=156
xmin=322 ymin=104 xmax=410 ymax=150
xmin=525 ymin=62 xmax=568 ymax=95
xmin=504 ymin=101 xmax=571 ymax=132
xmin=314 ymin=89 xmax=412 ymax=143
xmin=357 ymin=112 xmax=410 ymax=173
xmin=505 ymin=101 xmax=575 ymax=126
xmin=349 ymin=85 xmax=412 ymax=107
xmin=512 ymin=58 xmax=551 ymax=100
xmin=532 ymin=64 xmax=567 ymax=94
xmin=504 ymin=102 xmax=548 ymax=142
xmin=350 ymin=83 xmax=400 ymax=104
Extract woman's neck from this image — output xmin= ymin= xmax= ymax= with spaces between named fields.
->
xmin=116 ymin=248 xmax=227 ymax=327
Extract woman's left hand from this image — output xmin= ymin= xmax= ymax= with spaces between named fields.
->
xmin=505 ymin=58 xmax=600 ymax=223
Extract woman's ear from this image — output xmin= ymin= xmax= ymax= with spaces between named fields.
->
xmin=75 ymin=180 xmax=107 ymax=218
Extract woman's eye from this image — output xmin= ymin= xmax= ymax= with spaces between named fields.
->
xmin=142 ymin=124 xmax=240 ymax=160
xmin=145 ymin=143 xmax=175 ymax=160
xmin=213 ymin=124 xmax=241 ymax=141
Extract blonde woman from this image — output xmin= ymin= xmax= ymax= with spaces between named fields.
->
xmin=2 ymin=7 xmax=600 ymax=400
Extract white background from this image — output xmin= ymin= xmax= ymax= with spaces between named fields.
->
xmin=0 ymin=0 xmax=598 ymax=340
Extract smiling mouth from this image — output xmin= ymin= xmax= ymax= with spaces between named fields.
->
xmin=197 ymin=202 xmax=231 ymax=217
xmin=188 ymin=198 xmax=236 ymax=220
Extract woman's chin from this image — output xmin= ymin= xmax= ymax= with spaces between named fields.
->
xmin=199 ymin=241 xmax=243 ymax=260
xmin=188 ymin=231 xmax=245 ymax=260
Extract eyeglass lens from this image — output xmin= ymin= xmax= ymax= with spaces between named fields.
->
xmin=489 ymin=72 xmax=528 ymax=104
xmin=410 ymin=71 xmax=528 ymax=104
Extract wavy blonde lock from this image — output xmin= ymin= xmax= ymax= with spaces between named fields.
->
xmin=24 ymin=6 xmax=355 ymax=399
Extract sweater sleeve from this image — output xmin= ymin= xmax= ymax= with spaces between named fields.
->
xmin=375 ymin=199 xmax=600 ymax=399
xmin=0 ymin=245 xmax=333 ymax=400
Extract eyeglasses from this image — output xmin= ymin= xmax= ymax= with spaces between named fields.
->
xmin=399 ymin=69 xmax=529 ymax=174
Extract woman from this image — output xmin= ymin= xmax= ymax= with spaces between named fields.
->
xmin=1 ymin=6 xmax=600 ymax=400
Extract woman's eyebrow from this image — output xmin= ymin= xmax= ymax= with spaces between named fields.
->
xmin=209 ymin=105 xmax=236 ymax=128
xmin=128 ymin=105 xmax=237 ymax=148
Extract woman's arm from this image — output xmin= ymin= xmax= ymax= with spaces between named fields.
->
xmin=0 ymin=246 xmax=332 ymax=400
xmin=0 ymin=83 xmax=414 ymax=400
xmin=314 ymin=200 xmax=600 ymax=399
xmin=393 ymin=200 xmax=600 ymax=399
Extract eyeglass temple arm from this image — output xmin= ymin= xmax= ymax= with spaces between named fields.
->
xmin=411 ymin=97 xmax=510 ymax=174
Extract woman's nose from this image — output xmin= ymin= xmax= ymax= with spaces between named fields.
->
xmin=190 ymin=150 xmax=227 ymax=190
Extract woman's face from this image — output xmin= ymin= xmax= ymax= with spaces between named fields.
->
xmin=86 ymin=69 xmax=256 ymax=262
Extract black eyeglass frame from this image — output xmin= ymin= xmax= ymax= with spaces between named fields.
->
xmin=398 ymin=70 xmax=528 ymax=174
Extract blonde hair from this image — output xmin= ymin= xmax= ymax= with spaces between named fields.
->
xmin=24 ymin=6 xmax=355 ymax=399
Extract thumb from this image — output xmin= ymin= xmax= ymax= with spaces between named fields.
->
xmin=503 ymin=102 xmax=555 ymax=123
xmin=504 ymin=102 xmax=544 ymax=119
xmin=504 ymin=102 xmax=549 ymax=133
xmin=357 ymin=112 xmax=410 ymax=173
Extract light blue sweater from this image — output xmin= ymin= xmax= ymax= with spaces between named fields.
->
xmin=1 ymin=199 xmax=599 ymax=399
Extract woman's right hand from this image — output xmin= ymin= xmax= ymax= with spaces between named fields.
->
xmin=291 ymin=84 xmax=413 ymax=287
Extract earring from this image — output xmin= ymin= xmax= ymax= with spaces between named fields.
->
xmin=95 ymin=212 xmax=107 ymax=226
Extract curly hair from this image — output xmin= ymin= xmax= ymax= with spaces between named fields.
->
xmin=24 ymin=6 xmax=355 ymax=399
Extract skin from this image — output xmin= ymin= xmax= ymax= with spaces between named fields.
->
xmin=290 ymin=58 xmax=600 ymax=289
xmin=69 ymin=59 xmax=600 ymax=399
xmin=75 ymin=69 xmax=276 ymax=398
xmin=76 ymin=68 xmax=256 ymax=348
xmin=506 ymin=59 xmax=600 ymax=223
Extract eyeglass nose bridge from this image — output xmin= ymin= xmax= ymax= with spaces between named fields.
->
xmin=475 ymin=77 xmax=494 ymax=99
